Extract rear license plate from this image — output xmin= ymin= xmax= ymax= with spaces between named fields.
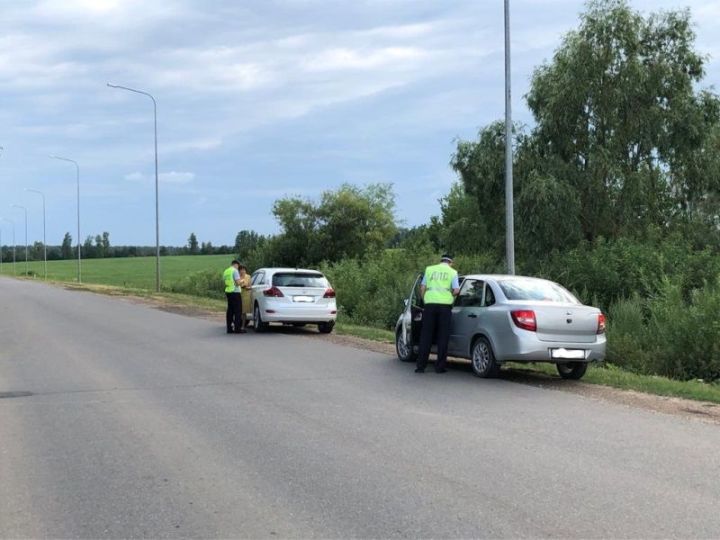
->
xmin=293 ymin=295 xmax=314 ymax=303
xmin=550 ymin=348 xmax=586 ymax=359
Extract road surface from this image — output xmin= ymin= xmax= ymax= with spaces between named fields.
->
xmin=1 ymin=277 xmax=719 ymax=538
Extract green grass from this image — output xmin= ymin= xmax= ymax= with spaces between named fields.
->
xmin=335 ymin=321 xmax=394 ymax=342
xmin=506 ymin=362 xmax=720 ymax=404
xmin=0 ymin=254 xmax=231 ymax=289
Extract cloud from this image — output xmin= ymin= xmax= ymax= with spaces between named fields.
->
xmin=124 ymin=171 xmax=195 ymax=184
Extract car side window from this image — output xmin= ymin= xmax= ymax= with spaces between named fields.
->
xmin=254 ymin=272 xmax=265 ymax=286
xmin=456 ymin=279 xmax=484 ymax=307
xmin=484 ymin=283 xmax=496 ymax=307
xmin=411 ymin=273 xmax=424 ymax=307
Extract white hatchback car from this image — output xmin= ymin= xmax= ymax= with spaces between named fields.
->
xmin=247 ymin=268 xmax=337 ymax=333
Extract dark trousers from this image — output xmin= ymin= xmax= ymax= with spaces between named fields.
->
xmin=416 ymin=303 xmax=452 ymax=372
xmin=226 ymin=292 xmax=242 ymax=332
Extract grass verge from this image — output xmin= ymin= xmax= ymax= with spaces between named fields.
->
xmin=506 ymin=362 xmax=720 ymax=404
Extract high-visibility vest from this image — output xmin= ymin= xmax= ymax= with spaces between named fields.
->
xmin=422 ymin=263 xmax=457 ymax=305
xmin=223 ymin=266 xmax=238 ymax=293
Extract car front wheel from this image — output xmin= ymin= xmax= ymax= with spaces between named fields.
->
xmin=396 ymin=329 xmax=416 ymax=362
xmin=253 ymin=304 xmax=268 ymax=333
xmin=471 ymin=337 xmax=499 ymax=378
xmin=318 ymin=321 xmax=335 ymax=334
xmin=556 ymin=362 xmax=588 ymax=380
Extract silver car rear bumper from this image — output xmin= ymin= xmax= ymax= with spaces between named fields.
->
xmin=493 ymin=328 xmax=606 ymax=363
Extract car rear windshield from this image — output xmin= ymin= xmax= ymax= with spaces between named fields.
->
xmin=272 ymin=272 xmax=328 ymax=288
xmin=498 ymin=279 xmax=579 ymax=303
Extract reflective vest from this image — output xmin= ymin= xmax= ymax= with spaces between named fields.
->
xmin=423 ymin=263 xmax=457 ymax=305
xmin=223 ymin=266 xmax=238 ymax=293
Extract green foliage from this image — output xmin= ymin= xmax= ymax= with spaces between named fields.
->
xmin=187 ymin=233 xmax=199 ymax=255
xmin=167 ymin=268 xmax=224 ymax=299
xmin=322 ymin=249 xmax=502 ymax=329
xmin=607 ymin=279 xmax=720 ymax=382
xmin=269 ymin=183 xmax=397 ymax=267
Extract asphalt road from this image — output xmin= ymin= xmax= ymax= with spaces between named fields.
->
xmin=1 ymin=277 xmax=720 ymax=539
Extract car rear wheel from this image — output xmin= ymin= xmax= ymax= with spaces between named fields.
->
xmin=396 ymin=329 xmax=416 ymax=362
xmin=253 ymin=304 xmax=268 ymax=333
xmin=471 ymin=337 xmax=500 ymax=378
xmin=556 ymin=362 xmax=588 ymax=380
xmin=318 ymin=321 xmax=335 ymax=334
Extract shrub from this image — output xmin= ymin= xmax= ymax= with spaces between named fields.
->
xmin=167 ymin=269 xmax=224 ymax=299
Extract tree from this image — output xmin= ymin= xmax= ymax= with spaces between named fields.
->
xmin=61 ymin=232 xmax=72 ymax=259
xmin=270 ymin=183 xmax=398 ymax=266
xmin=200 ymin=241 xmax=214 ymax=255
xmin=102 ymin=232 xmax=111 ymax=256
xmin=234 ymin=230 xmax=264 ymax=257
xmin=188 ymin=233 xmax=199 ymax=255
xmin=526 ymin=0 xmax=719 ymax=239
xmin=449 ymin=0 xmax=720 ymax=260
xmin=83 ymin=235 xmax=95 ymax=258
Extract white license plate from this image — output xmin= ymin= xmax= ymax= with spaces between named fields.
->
xmin=293 ymin=295 xmax=314 ymax=303
xmin=551 ymin=348 xmax=586 ymax=359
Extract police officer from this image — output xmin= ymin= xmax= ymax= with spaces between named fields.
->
xmin=223 ymin=259 xmax=244 ymax=334
xmin=415 ymin=254 xmax=460 ymax=373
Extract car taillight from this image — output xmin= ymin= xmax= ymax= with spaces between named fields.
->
xmin=511 ymin=310 xmax=537 ymax=332
xmin=263 ymin=286 xmax=284 ymax=297
xmin=323 ymin=288 xmax=336 ymax=298
xmin=597 ymin=313 xmax=606 ymax=334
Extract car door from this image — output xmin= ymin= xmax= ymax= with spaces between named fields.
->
xmin=250 ymin=270 xmax=266 ymax=318
xmin=408 ymin=273 xmax=424 ymax=346
xmin=450 ymin=279 xmax=485 ymax=357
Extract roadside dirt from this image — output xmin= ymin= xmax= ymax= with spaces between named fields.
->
xmin=75 ymin=285 xmax=720 ymax=426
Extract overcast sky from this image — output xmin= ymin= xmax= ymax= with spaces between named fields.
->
xmin=1 ymin=0 xmax=719 ymax=247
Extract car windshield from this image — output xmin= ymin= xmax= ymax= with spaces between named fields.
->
xmin=498 ymin=279 xmax=579 ymax=303
xmin=272 ymin=272 xmax=328 ymax=288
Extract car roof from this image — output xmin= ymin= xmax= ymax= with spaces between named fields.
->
xmin=253 ymin=267 xmax=325 ymax=275
xmin=462 ymin=274 xmax=552 ymax=282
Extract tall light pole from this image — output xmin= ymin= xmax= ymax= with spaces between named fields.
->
xmin=0 ymin=218 xmax=15 ymax=275
xmin=11 ymin=204 xmax=28 ymax=275
xmin=26 ymin=189 xmax=47 ymax=280
xmin=107 ymin=83 xmax=161 ymax=292
xmin=50 ymin=155 xmax=81 ymax=283
xmin=504 ymin=0 xmax=515 ymax=275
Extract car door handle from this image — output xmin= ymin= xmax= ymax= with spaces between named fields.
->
xmin=467 ymin=313 xmax=477 ymax=318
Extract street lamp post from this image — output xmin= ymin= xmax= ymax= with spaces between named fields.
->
xmin=50 ymin=155 xmax=81 ymax=283
xmin=0 ymin=218 xmax=15 ymax=275
xmin=10 ymin=205 xmax=27 ymax=275
xmin=107 ymin=83 xmax=161 ymax=292
xmin=504 ymin=0 xmax=515 ymax=275
xmin=26 ymin=189 xmax=47 ymax=279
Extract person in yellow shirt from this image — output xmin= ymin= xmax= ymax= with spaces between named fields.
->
xmin=415 ymin=254 xmax=461 ymax=373
xmin=223 ymin=260 xmax=242 ymax=334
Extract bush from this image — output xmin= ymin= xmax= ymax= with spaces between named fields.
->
xmin=322 ymin=248 xmax=503 ymax=329
xmin=607 ymin=279 xmax=720 ymax=382
xmin=166 ymin=269 xmax=224 ymax=299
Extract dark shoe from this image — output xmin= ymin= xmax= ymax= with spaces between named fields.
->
xmin=414 ymin=368 xmax=425 ymax=373
xmin=236 ymin=329 xmax=247 ymax=334
xmin=227 ymin=329 xmax=234 ymax=334
xmin=435 ymin=368 xmax=447 ymax=374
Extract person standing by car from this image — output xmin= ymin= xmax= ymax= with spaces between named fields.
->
xmin=415 ymin=254 xmax=460 ymax=373
xmin=223 ymin=259 xmax=243 ymax=334
xmin=238 ymin=263 xmax=252 ymax=332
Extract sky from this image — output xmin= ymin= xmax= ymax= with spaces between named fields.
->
xmin=1 ymin=0 xmax=719 ymax=247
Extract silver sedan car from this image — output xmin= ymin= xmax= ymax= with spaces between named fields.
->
xmin=395 ymin=274 xmax=606 ymax=379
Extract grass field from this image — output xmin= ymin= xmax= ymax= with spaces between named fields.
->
xmin=0 ymin=254 xmax=231 ymax=290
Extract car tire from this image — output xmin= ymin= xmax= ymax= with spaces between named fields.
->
xmin=556 ymin=362 xmax=588 ymax=380
xmin=318 ymin=321 xmax=335 ymax=334
xmin=396 ymin=329 xmax=417 ymax=362
xmin=253 ymin=304 xmax=268 ymax=333
xmin=471 ymin=337 xmax=500 ymax=378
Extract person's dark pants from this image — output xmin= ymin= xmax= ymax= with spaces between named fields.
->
xmin=416 ymin=303 xmax=452 ymax=372
xmin=226 ymin=292 xmax=242 ymax=332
